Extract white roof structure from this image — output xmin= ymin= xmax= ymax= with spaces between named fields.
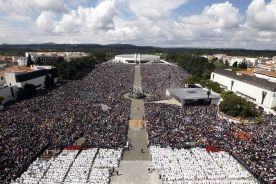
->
xmin=167 ymin=88 xmax=220 ymax=106
xmin=114 ymin=54 xmax=160 ymax=64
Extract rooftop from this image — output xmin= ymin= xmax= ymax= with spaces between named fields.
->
xmin=6 ymin=66 xmax=33 ymax=73
xmin=255 ymin=70 xmax=276 ymax=77
xmin=168 ymin=88 xmax=220 ymax=100
xmin=115 ymin=54 xmax=160 ymax=59
xmin=236 ymin=70 xmax=254 ymax=76
xmin=214 ymin=69 xmax=276 ymax=92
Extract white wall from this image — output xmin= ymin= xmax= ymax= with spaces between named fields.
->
xmin=5 ymin=72 xmax=47 ymax=89
xmin=0 ymin=86 xmax=17 ymax=104
xmin=19 ymin=76 xmax=47 ymax=89
xmin=5 ymin=72 xmax=17 ymax=87
xmin=254 ymin=73 xmax=276 ymax=83
xmin=211 ymin=72 xmax=276 ymax=109
xmin=17 ymin=59 xmax=27 ymax=66
xmin=230 ymin=57 xmax=244 ymax=66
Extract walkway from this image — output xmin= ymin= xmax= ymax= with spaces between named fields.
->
xmin=111 ymin=65 xmax=160 ymax=184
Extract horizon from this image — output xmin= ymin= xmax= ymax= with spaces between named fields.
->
xmin=1 ymin=42 xmax=276 ymax=52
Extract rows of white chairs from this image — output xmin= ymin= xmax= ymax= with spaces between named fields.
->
xmin=11 ymin=148 xmax=123 ymax=184
xmin=41 ymin=150 xmax=79 ymax=183
xmin=150 ymin=146 xmax=258 ymax=184
xmin=65 ymin=148 xmax=98 ymax=183
xmin=210 ymin=151 xmax=252 ymax=179
xmin=162 ymin=179 xmax=259 ymax=184
xmin=93 ymin=148 xmax=122 ymax=168
xmin=10 ymin=158 xmax=52 ymax=184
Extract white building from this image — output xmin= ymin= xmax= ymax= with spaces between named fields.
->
xmin=211 ymin=69 xmax=276 ymax=110
xmin=114 ymin=54 xmax=160 ymax=64
xmin=17 ymin=57 xmax=28 ymax=66
xmin=26 ymin=52 xmax=88 ymax=62
xmin=5 ymin=66 xmax=57 ymax=89
xmin=253 ymin=70 xmax=276 ymax=83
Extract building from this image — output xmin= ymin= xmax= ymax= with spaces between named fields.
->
xmin=17 ymin=57 xmax=28 ymax=66
xmin=166 ymin=88 xmax=220 ymax=106
xmin=228 ymin=57 xmax=258 ymax=67
xmin=114 ymin=54 xmax=160 ymax=64
xmin=0 ymin=85 xmax=17 ymax=105
xmin=237 ymin=69 xmax=276 ymax=83
xmin=211 ymin=69 xmax=276 ymax=110
xmin=26 ymin=52 xmax=88 ymax=62
xmin=0 ymin=65 xmax=58 ymax=105
xmin=5 ymin=66 xmax=57 ymax=89
xmin=253 ymin=70 xmax=276 ymax=83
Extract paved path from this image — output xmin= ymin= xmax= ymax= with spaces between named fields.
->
xmin=111 ymin=65 xmax=160 ymax=184
xmin=111 ymin=161 xmax=160 ymax=184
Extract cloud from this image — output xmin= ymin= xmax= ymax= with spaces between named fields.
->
xmin=37 ymin=0 xmax=118 ymax=33
xmin=246 ymin=0 xmax=276 ymax=31
xmin=2 ymin=0 xmax=276 ymax=49
xmin=182 ymin=1 xmax=241 ymax=29
xmin=33 ymin=0 xmax=68 ymax=13
xmin=129 ymin=0 xmax=189 ymax=20
xmin=36 ymin=12 xmax=56 ymax=33
xmin=0 ymin=0 xmax=67 ymax=17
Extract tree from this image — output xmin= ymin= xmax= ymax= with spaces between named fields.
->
xmin=0 ymin=96 xmax=4 ymax=105
xmin=232 ymin=61 xmax=238 ymax=67
xmin=187 ymin=75 xmax=201 ymax=84
xmin=45 ymin=75 xmax=55 ymax=89
xmin=238 ymin=61 xmax=248 ymax=69
xmin=225 ymin=59 xmax=229 ymax=67
xmin=201 ymin=80 xmax=223 ymax=93
xmin=219 ymin=93 xmax=258 ymax=118
xmin=27 ymin=54 xmax=33 ymax=67
xmin=36 ymin=57 xmax=42 ymax=65
xmin=220 ymin=91 xmax=234 ymax=99
xmin=17 ymin=84 xmax=37 ymax=100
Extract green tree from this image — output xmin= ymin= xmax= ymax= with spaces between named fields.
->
xmin=187 ymin=75 xmax=201 ymax=84
xmin=201 ymin=80 xmax=223 ymax=93
xmin=219 ymin=93 xmax=257 ymax=118
xmin=220 ymin=91 xmax=234 ymax=99
xmin=27 ymin=54 xmax=33 ymax=67
xmin=36 ymin=57 xmax=42 ymax=65
xmin=45 ymin=75 xmax=55 ymax=89
xmin=225 ymin=59 xmax=229 ymax=67
xmin=0 ymin=96 xmax=4 ymax=105
xmin=17 ymin=84 xmax=37 ymax=100
xmin=238 ymin=61 xmax=247 ymax=69
xmin=232 ymin=61 xmax=238 ymax=67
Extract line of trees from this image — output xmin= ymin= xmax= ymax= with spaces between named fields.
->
xmin=40 ymin=56 xmax=96 ymax=80
xmin=219 ymin=91 xmax=260 ymax=119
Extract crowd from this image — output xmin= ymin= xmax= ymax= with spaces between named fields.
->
xmin=0 ymin=63 xmax=134 ymax=183
xmin=141 ymin=63 xmax=188 ymax=102
xmin=145 ymin=103 xmax=276 ymax=183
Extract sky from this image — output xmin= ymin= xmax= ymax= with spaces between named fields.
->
xmin=0 ymin=0 xmax=276 ymax=50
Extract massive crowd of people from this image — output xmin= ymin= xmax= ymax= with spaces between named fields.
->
xmin=141 ymin=63 xmax=275 ymax=183
xmin=141 ymin=63 xmax=188 ymax=102
xmin=1 ymin=61 xmax=275 ymax=183
xmin=145 ymin=103 xmax=276 ymax=183
xmin=0 ymin=63 xmax=134 ymax=183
